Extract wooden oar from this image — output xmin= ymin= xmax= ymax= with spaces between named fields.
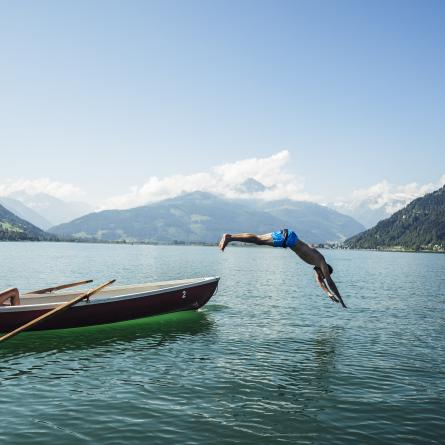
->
xmin=0 ymin=279 xmax=115 ymax=344
xmin=26 ymin=279 xmax=94 ymax=295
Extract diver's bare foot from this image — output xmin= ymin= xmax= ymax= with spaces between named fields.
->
xmin=219 ymin=234 xmax=231 ymax=251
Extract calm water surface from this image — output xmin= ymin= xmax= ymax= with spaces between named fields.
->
xmin=0 ymin=242 xmax=443 ymax=444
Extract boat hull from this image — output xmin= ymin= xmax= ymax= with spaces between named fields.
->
xmin=0 ymin=279 xmax=218 ymax=332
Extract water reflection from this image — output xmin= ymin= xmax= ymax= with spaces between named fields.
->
xmin=0 ymin=310 xmax=215 ymax=358
xmin=284 ymin=326 xmax=342 ymax=384
xmin=312 ymin=326 xmax=342 ymax=389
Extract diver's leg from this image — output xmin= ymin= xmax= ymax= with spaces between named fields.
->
xmin=219 ymin=233 xmax=273 ymax=250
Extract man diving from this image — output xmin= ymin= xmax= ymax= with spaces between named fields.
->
xmin=218 ymin=229 xmax=347 ymax=308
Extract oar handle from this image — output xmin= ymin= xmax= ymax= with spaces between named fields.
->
xmin=26 ymin=279 xmax=94 ymax=295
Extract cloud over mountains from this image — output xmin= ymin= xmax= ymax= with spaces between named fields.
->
xmin=332 ymin=176 xmax=445 ymax=227
xmin=0 ymin=178 xmax=83 ymax=200
xmin=100 ymin=150 xmax=316 ymax=210
xmin=339 ymin=177 xmax=445 ymax=213
xmin=99 ymin=152 xmax=445 ymax=219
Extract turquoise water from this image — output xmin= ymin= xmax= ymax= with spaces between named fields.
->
xmin=0 ymin=242 xmax=444 ymax=444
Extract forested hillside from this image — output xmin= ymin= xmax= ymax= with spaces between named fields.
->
xmin=345 ymin=185 xmax=445 ymax=250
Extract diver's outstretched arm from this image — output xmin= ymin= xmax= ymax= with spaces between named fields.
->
xmin=315 ymin=272 xmax=339 ymax=303
xmin=320 ymin=263 xmax=347 ymax=308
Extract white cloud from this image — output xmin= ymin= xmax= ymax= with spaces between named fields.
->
xmin=334 ymin=176 xmax=445 ymax=216
xmin=0 ymin=178 xmax=84 ymax=200
xmin=3 ymin=157 xmax=443 ymax=218
xmin=100 ymin=150 xmax=316 ymax=210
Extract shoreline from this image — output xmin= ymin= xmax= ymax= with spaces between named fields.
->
xmin=1 ymin=238 xmax=444 ymax=253
xmin=340 ymin=247 xmax=445 ymax=254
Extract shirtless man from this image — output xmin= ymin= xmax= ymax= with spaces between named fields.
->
xmin=219 ymin=229 xmax=347 ymax=308
xmin=0 ymin=288 xmax=20 ymax=306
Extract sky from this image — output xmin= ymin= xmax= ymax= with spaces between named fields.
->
xmin=0 ymin=0 xmax=444 ymax=209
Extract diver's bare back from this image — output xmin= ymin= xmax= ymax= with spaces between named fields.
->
xmin=291 ymin=240 xmax=326 ymax=267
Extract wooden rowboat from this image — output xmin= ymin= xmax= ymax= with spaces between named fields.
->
xmin=0 ymin=277 xmax=219 ymax=332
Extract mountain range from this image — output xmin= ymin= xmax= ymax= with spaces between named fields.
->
xmin=50 ymin=191 xmax=365 ymax=244
xmin=1 ymin=176 xmax=430 ymax=236
xmin=4 ymin=183 xmax=444 ymax=248
xmin=0 ymin=196 xmax=52 ymax=230
xmin=0 ymin=204 xmax=54 ymax=241
xmin=345 ymin=185 xmax=445 ymax=250
xmin=0 ymin=192 xmax=92 ymax=229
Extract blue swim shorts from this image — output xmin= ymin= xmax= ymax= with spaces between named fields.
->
xmin=272 ymin=229 xmax=299 ymax=248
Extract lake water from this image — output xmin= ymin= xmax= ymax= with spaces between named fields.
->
xmin=0 ymin=242 xmax=443 ymax=445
